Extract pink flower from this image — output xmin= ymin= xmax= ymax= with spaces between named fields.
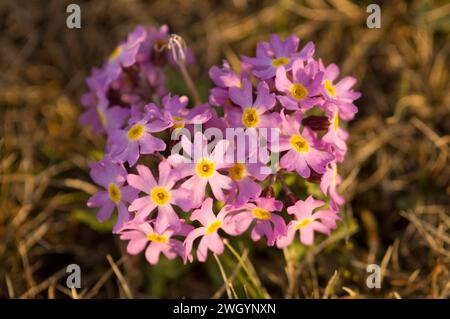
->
xmin=277 ymin=196 xmax=340 ymax=247
xmin=226 ymin=152 xmax=269 ymax=206
xmin=275 ymin=59 xmax=323 ymax=111
xmin=146 ymin=94 xmax=212 ymax=130
xmin=184 ymin=198 xmax=235 ymax=262
xmin=276 ymin=111 xmax=334 ymax=178
xmin=168 ymin=133 xmax=233 ymax=208
xmin=127 ymin=161 xmax=190 ymax=230
xmin=225 ymin=197 xmax=286 ymax=246
xmin=87 ymin=156 xmax=138 ymax=233
xmin=242 ymin=34 xmax=315 ymax=79
xmin=119 ymin=219 xmax=193 ymax=265
xmin=227 ymin=78 xmax=279 ymax=129
xmin=107 ymin=111 xmax=170 ymax=166
xmin=208 ymin=60 xmax=242 ymax=106
xmin=318 ymin=61 xmax=361 ymax=121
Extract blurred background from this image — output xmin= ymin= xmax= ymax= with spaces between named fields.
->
xmin=0 ymin=0 xmax=449 ymax=299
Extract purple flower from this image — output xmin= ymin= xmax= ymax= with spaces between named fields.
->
xmin=276 ymin=111 xmax=334 ymax=178
xmin=103 ymin=26 xmax=147 ymax=84
xmin=119 ymin=219 xmax=193 ymax=265
xmin=107 ymin=110 xmax=170 ymax=166
xmin=318 ymin=61 xmax=361 ymax=121
xmin=184 ymin=198 xmax=235 ymax=262
xmin=80 ymin=104 xmax=129 ymax=135
xmin=275 ymin=59 xmax=323 ymax=111
xmin=87 ymin=157 xmax=138 ymax=233
xmin=127 ymin=161 xmax=191 ymax=230
xmin=228 ymin=78 xmax=279 ymax=129
xmin=79 ymin=68 xmax=130 ymax=134
xmin=168 ymin=133 xmax=233 ymax=208
xmin=320 ymin=162 xmax=345 ymax=210
xmin=225 ymin=197 xmax=286 ymax=246
xmin=242 ymin=34 xmax=315 ymax=79
xmin=277 ymin=196 xmax=339 ymax=247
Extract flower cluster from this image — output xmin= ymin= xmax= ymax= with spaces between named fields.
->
xmin=81 ymin=27 xmax=360 ymax=265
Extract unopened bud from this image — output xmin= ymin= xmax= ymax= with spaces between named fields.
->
xmin=152 ymin=39 xmax=169 ymax=66
xmin=306 ymin=170 xmax=322 ymax=184
xmin=302 ymin=115 xmax=329 ymax=131
xmin=262 ymin=186 xmax=275 ymax=198
xmin=286 ymin=193 xmax=298 ymax=206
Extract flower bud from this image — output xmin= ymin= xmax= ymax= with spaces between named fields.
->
xmin=306 ymin=170 xmax=322 ymax=184
xmin=302 ymin=115 xmax=329 ymax=131
xmin=262 ymin=186 xmax=275 ymax=198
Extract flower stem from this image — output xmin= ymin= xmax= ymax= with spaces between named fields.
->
xmin=224 ymin=240 xmax=269 ymax=299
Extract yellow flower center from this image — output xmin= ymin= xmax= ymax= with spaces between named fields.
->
xmin=324 ymin=80 xmax=336 ymax=97
xmin=242 ymin=108 xmax=260 ymax=128
xmin=333 ymin=112 xmax=339 ymax=131
xmin=196 ymin=158 xmax=215 ymax=178
xmin=295 ymin=218 xmax=313 ymax=229
xmin=229 ymin=163 xmax=246 ymax=181
xmin=109 ymin=45 xmax=123 ymax=61
xmin=127 ymin=124 xmax=145 ymax=141
xmin=289 ymin=134 xmax=310 ymax=153
xmin=252 ymin=207 xmax=271 ymax=220
xmin=205 ymin=220 xmax=222 ymax=234
xmin=108 ymin=183 xmax=121 ymax=203
xmin=97 ymin=108 xmax=106 ymax=128
xmin=289 ymin=83 xmax=308 ymax=100
xmin=150 ymin=186 xmax=171 ymax=206
xmin=271 ymin=56 xmax=289 ymax=67
xmin=147 ymin=233 xmax=169 ymax=243
xmin=173 ymin=116 xmax=185 ymax=129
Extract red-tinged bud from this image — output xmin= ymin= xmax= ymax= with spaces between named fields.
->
xmin=151 ymin=39 xmax=169 ymax=66
xmin=302 ymin=115 xmax=329 ymax=131
xmin=107 ymin=88 xmax=130 ymax=108
xmin=286 ymin=193 xmax=298 ymax=207
xmin=306 ymin=170 xmax=323 ymax=184
xmin=123 ymin=66 xmax=139 ymax=88
xmin=262 ymin=186 xmax=275 ymax=198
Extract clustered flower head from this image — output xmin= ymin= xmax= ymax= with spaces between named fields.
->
xmin=81 ymin=25 xmax=360 ymax=265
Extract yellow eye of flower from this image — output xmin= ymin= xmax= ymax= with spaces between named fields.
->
xmin=108 ymin=183 xmax=121 ymax=203
xmin=333 ymin=112 xmax=339 ymax=131
xmin=127 ymin=124 xmax=145 ymax=141
xmin=229 ymin=163 xmax=246 ymax=181
xmin=252 ymin=207 xmax=271 ymax=220
xmin=242 ymin=108 xmax=260 ymax=128
xmin=324 ymin=80 xmax=336 ymax=97
xmin=295 ymin=218 xmax=313 ymax=229
xmin=173 ymin=116 xmax=185 ymax=129
xmin=150 ymin=186 xmax=170 ymax=206
xmin=289 ymin=83 xmax=308 ymax=100
xmin=289 ymin=134 xmax=310 ymax=153
xmin=97 ymin=108 xmax=107 ymax=128
xmin=271 ymin=56 xmax=289 ymax=67
xmin=109 ymin=45 xmax=123 ymax=61
xmin=196 ymin=158 xmax=215 ymax=178
xmin=206 ymin=220 xmax=222 ymax=234
xmin=147 ymin=233 xmax=169 ymax=243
